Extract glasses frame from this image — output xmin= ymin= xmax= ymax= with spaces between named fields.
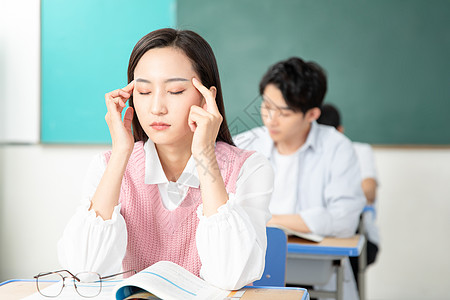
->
xmin=34 ymin=269 xmax=137 ymax=298
xmin=260 ymin=96 xmax=297 ymax=120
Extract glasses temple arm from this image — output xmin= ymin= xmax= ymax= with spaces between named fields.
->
xmin=101 ymin=269 xmax=137 ymax=280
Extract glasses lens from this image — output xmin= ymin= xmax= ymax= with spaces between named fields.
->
xmin=261 ymin=106 xmax=276 ymax=119
xmin=75 ymin=272 xmax=101 ymax=297
xmin=37 ymin=272 xmax=64 ymax=297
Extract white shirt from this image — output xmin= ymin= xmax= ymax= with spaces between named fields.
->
xmin=57 ymin=140 xmax=273 ymax=290
xmin=270 ymin=148 xmax=300 ymax=214
xmin=234 ymin=122 xmax=365 ymax=237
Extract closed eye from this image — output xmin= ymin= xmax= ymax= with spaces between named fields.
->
xmin=139 ymin=91 xmax=151 ymax=95
xmin=169 ymin=90 xmax=185 ymax=95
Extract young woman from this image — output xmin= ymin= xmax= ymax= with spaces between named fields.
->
xmin=58 ymin=28 xmax=273 ymax=290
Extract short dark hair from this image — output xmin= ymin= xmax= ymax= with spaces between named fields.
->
xmin=127 ymin=28 xmax=234 ymax=146
xmin=259 ymin=57 xmax=327 ymax=114
xmin=317 ymin=103 xmax=341 ymax=129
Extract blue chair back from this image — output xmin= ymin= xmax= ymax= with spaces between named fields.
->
xmin=253 ymin=227 xmax=287 ymax=287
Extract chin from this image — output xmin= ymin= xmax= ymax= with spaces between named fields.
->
xmin=146 ymin=132 xmax=168 ymax=143
xmin=149 ymin=132 xmax=192 ymax=147
xmin=149 ymin=136 xmax=172 ymax=145
xmin=268 ymin=131 xmax=282 ymax=141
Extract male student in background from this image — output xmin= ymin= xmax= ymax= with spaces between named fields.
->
xmin=234 ymin=57 xmax=365 ymax=299
xmin=317 ymin=103 xmax=380 ymax=285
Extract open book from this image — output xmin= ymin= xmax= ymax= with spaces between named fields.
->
xmin=23 ymin=261 xmax=307 ymax=300
xmin=113 ymin=261 xmax=230 ymax=300
xmin=269 ymin=224 xmax=324 ymax=242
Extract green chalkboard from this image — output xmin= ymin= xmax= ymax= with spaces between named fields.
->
xmin=178 ymin=0 xmax=450 ymax=145
xmin=41 ymin=0 xmax=176 ymax=143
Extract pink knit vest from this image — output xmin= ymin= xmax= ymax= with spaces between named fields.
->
xmin=104 ymin=141 xmax=254 ymax=277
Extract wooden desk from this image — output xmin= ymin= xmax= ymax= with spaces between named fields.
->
xmin=287 ymin=234 xmax=366 ymax=300
xmin=0 ymin=280 xmax=51 ymax=299
xmin=0 ymin=280 xmax=310 ymax=300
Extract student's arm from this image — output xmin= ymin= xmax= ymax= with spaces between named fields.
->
xmin=354 ymin=143 xmax=378 ymax=205
xmin=268 ymin=214 xmax=311 ymax=233
xmin=196 ymin=152 xmax=273 ymax=290
xmin=90 ymin=82 xmax=135 ymax=220
xmin=318 ymin=140 xmax=366 ymax=237
xmin=191 ymin=79 xmax=272 ymax=289
xmin=362 ymin=178 xmax=377 ymax=205
xmin=190 ymin=79 xmax=229 ymax=217
xmin=299 ymin=140 xmax=365 ymax=237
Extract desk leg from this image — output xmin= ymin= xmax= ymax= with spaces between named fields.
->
xmin=358 ymin=239 xmax=367 ymax=300
xmin=335 ymin=258 xmax=344 ymax=300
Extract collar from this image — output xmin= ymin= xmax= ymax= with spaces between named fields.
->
xmin=301 ymin=120 xmax=319 ymax=152
xmin=144 ymin=140 xmax=200 ymax=188
xmin=260 ymin=121 xmax=320 ymax=157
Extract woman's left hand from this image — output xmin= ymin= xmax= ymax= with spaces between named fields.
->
xmin=189 ymin=78 xmax=223 ymax=158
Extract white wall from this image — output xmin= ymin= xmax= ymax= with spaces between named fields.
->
xmin=366 ymin=147 xmax=450 ymax=300
xmin=0 ymin=0 xmax=40 ymax=143
xmin=0 ymin=145 xmax=108 ymax=279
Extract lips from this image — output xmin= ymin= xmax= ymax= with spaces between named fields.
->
xmin=150 ymin=122 xmax=171 ymax=131
xmin=268 ymin=128 xmax=280 ymax=135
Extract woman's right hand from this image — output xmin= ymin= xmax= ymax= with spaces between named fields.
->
xmin=104 ymin=81 xmax=135 ymax=156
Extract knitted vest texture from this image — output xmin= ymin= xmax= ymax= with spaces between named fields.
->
xmin=104 ymin=141 xmax=254 ymax=277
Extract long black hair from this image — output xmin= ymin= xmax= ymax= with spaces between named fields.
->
xmin=127 ymin=28 xmax=234 ymax=146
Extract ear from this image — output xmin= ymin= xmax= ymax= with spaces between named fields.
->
xmin=307 ymin=107 xmax=321 ymax=122
xmin=337 ymin=125 xmax=345 ymax=133
xmin=210 ymin=86 xmax=217 ymax=99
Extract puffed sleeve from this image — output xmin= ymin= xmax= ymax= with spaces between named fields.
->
xmin=195 ymin=152 xmax=273 ymax=290
xmin=57 ymin=153 xmax=127 ymax=275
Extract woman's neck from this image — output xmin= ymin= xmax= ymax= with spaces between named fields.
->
xmin=155 ymin=143 xmax=192 ymax=182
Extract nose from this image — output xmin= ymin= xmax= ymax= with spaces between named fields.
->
xmin=261 ymin=108 xmax=279 ymax=125
xmin=150 ymin=91 xmax=168 ymax=115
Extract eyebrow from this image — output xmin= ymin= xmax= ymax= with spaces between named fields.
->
xmin=136 ymin=77 xmax=189 ymax=84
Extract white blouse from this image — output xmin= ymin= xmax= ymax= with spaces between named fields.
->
xmin=57 ymin=141 xmax=273 ymax=290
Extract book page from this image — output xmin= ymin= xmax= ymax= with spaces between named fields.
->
xmin=114 ymin=261 xmax=229 ymax=300
xmin=269 ymin=225 xmax=323 ymax=242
